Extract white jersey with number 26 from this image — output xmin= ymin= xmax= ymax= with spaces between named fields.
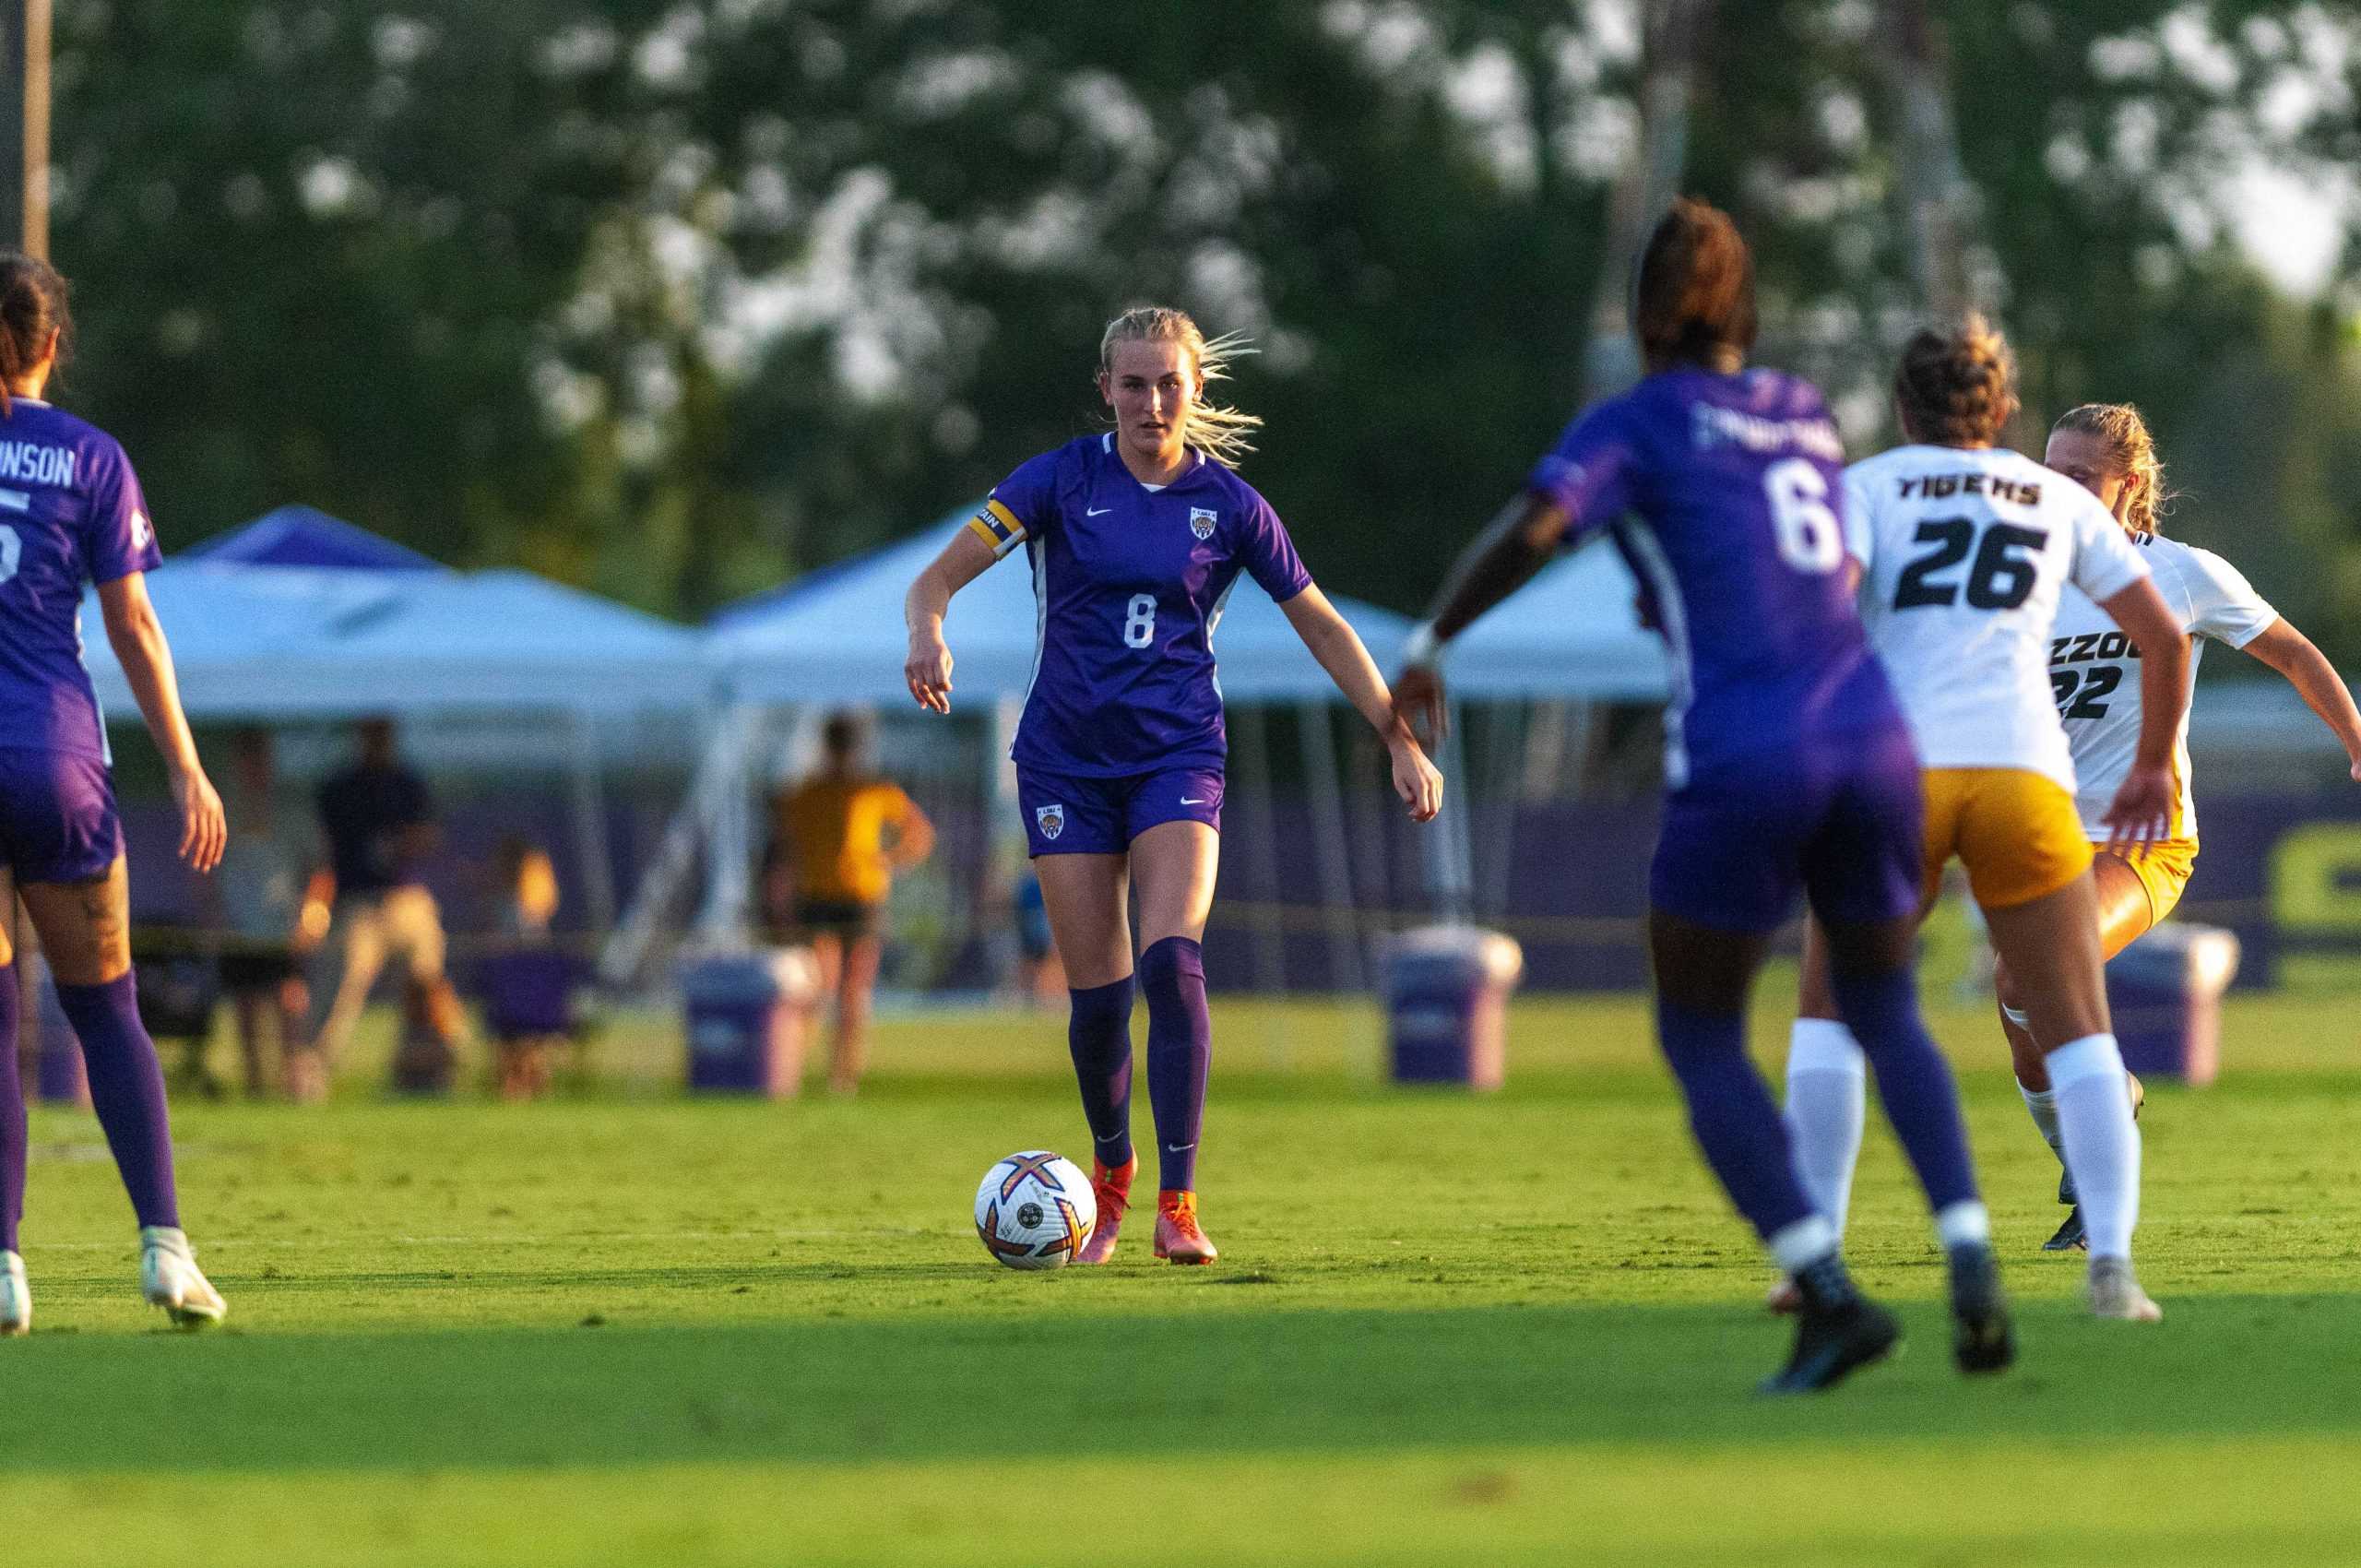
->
xmin=1845 ymin=444 xmax=2150 ymax=795
xmin=2048 ymin=532 xmax=2276 ymax=845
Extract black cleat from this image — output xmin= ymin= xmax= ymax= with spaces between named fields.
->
xmin=1758 ymin=1298 xmax=1901 ymax=1396
xmin=1947 ymin=1242 xmax=2014 ymax=1374
xmin=2043 ymin=1206 xmax=2089 ymax=1252
xmin=2058 ymin=1165 xmax=2077 ymax=1206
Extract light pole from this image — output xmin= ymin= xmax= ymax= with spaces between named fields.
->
xmin=0 ymin=0 xmax=47 ymax=257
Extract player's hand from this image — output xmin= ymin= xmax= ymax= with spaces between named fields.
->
xmin=1392 ymin=662 xmax=1448 ymax=746
xmin=2101 ymin=763 xmax=2173 ymax=856
xmin=171 ymin=765 xmax=228 ymax=874
xmin=905 ymin=632 xmax=954 ymax=715
xmin=1388 ymin=733 xmax=1444 ymax=823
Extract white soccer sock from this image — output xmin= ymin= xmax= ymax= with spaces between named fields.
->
xmin=1935 ymin=1200 xmax=1991 ymax=1251
xmin=1767 ymin=1214 xmax=1840 ymax=1275
xmin=2018 ymin=1083 xmax=2065 ymax=1157
xmin=1783 ymin=1019 xmax=1867 ymax=1236
xmin=2049 ymin=1034 xmax=2142 ymax=1260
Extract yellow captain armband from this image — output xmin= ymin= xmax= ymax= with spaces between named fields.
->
xmin=969 ymin=498 xmax=1027 ymax=557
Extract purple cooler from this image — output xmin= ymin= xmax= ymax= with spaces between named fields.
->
xmin=2105 ymin=922 xmax=2239 ymax=1087
xmin=1383 ymin=926 xmax=1524 ymax=1089
xmin=681 ymin=949 xmax=816 ymax=1097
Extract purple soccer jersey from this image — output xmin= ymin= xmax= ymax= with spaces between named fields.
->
xmin=1531 ymin=368 xmax=1919 ymax=932
xmin=972 ymin=434 xmax=1312 ymax=778
xmin=1534 ymin=368 xmax=1895 ymax=790
xmin=0 ymin=398 xmax=160 ymax=763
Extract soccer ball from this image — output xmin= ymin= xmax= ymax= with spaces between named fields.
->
xmin=973 ymin=1150 xmax=1097 ymax=1271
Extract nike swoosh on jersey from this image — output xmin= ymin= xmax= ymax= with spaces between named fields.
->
xmin=1086 ymin=505 xmax=1112 ymax=516
xmin=1180 ymin=797 xmax=1208 ymax=804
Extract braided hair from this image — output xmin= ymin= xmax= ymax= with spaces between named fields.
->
xmin=2051 ymin=402 xmax=2171 ymax=536
xmin=0 ymin=252 xmax=70 ymax=416
xmin=1893 ymin=314 xmax=2018 ymax=448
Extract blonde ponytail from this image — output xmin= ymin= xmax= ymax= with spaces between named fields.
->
xmin=1097 ymin=305 xmax=1263 ymax=468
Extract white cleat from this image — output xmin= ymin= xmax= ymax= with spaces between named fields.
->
xmin=2087 ymin=1255 xmax=2162 ymax=1322
xmin=0 ymin=1251 xmax=28 ymax=1336
xmin=140 ymin=1227 xmax=227 ymax=1329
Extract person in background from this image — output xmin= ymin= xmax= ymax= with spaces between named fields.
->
xmin=477 ymin=837 xmax=576 ymax=1100
xmin=1013 ymin=866 xmax=1062 ymax=1005
xmin=309 ymin=718 xmax=461 ymax=1077
xmin=765 ymin=711 xmax=935 ymax=1095
xmin=212 ymin=728 xmax=323 ymax=1099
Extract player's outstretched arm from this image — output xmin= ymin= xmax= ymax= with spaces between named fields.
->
xmin=2095 ymin=576 xmax=2192 ymax=850
xmin=902 ymin=528 xmax=998 ymax=715
xmin=2240 ymin=618 xmax=2361 ymax=782
xmin=1393 ymin=492 xmax=1570 ymax=742
xmin=97 ymin=572 xmax=225 ymax=873
xmin=1278 ymin=585 xmax=1442 ymax=822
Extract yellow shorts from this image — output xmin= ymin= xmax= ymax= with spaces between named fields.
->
xmin=2096 ymin=837 xmax=2198 ymax=926
xmin=1921 ymin=768 xmax=2094 ymax=910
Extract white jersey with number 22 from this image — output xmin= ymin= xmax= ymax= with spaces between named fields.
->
xmin=2048 ymin=532 xmax=2276 ymax=844
xmin=1845 ymin=444 xmax=2150 ymax=795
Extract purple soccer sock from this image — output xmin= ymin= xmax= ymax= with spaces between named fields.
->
xmin=1655 ymin=999 xmax=1819 ymax=1243
xmin=1139 ymin=936 xmax=1211 ymax=1194
xmin=53 ymin=973 xmax=180 ymax=1231
xmin=0 ymin=964 xmax=22 ymax=1253
xmin=1066 ymin=975 xmax=1136 ymax=1170
xmin=1831 ymin=965 xmax=1982 ymax=1215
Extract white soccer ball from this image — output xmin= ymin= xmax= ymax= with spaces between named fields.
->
xmin=973 ymin=1150 xmax=1097 ymax=1271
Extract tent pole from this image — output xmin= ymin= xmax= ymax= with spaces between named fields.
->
xmin=1296 ymin=697 xmax=1364 ymax=993
xmin=1421 ymin=699 xmax=1475 ymax=925
xmin=567 ymin=710 xmax=618 ymax=938
xmin=1477 ymin=701 xmax=1525 ymax=921
xmin=1235 ymin=702 xmax=1288 ymax=1063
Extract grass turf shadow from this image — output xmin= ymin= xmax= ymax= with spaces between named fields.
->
xmin=0 ymin=1293 xmax=2355 ymax=1475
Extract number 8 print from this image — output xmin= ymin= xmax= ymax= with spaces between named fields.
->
xmin=1122 ymin=592 xmax=1156 ymax=648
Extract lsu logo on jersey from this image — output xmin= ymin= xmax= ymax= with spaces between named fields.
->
xmin=130 ymin=510 xmax=152 ymax=551
xmin=1035 ymin=803 xmax=1065 ymax=840
xmin=1188 ymin=506 xmax=1216 ymax=540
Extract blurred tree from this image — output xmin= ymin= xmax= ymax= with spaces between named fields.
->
xmin=34 ymin=0 xmax=2361 ymax=646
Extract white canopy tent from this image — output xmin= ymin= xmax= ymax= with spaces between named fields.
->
xmin=1442 ymin=541 xmax=1668 ymax=702
xmin=80 ymin=543 xmax=716 ymax=933
xmin=82 ymin=565 xmax=713 ymax=722
xmin=706 ymin=511 xmax=1415 ymax=705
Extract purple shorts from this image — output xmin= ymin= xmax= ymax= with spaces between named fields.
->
xmin=0 ymin=747 xmax=124 ymax=885
xmin=1649 ymin=724 xmax=1921 ymax=935
xmin=1017 ymin=764 xmax=1224 ymax=857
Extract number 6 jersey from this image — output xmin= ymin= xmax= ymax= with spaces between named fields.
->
xmin=1844 ymin=444 xmax=2150 ymax=794
xmin=2048 ymin=533 xmax=2275 ymax=843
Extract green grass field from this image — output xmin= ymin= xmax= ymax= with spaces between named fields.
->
xmin=8 ymin=983 xmax=2360 ymax=1566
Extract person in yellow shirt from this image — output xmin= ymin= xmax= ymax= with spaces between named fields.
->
xmin=765 ymin=711 xmax=935 ymax=1093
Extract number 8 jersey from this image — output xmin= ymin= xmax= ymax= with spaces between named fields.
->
xmin=972 ymin=434 xmax=1312 ymax=776
xmin=1845 ymin=444 xmax=2150 ymax=794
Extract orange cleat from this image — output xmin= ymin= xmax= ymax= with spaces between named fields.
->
xmin=1076 ymin=1155 xmax=1135 ymax=1265
xmin=1153 ymin=1190 xmax=1218 ymax=1265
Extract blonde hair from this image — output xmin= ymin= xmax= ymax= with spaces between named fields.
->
xmin=1894 ymin=313 xmax=2019 ymax=448
xmin=1097 ymin=305 xmax=1262 ymax=468
xmin=2052 ymin=402 xmax=2170 ymax=536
